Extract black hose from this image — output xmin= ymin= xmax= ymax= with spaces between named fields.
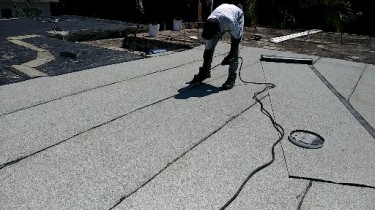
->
xmin=219 ymin=57 xmax=285 ymax=210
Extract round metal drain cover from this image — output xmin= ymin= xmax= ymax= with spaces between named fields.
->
xmin=288 ymin=130 xmax=325 ymax=149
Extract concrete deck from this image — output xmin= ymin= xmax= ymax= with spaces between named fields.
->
xmin=0 ymin=43 xmax=374 ymax=209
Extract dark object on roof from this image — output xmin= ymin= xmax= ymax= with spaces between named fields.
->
xmin=288 ymin=130 xmax=325 ymax=149
xmin=60 ymin=51 xmax=82 ymax=59
xmin=260 ymin=55 xmax=313 ymax=65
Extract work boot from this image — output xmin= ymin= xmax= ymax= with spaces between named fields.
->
xmin=189 ymin=67 xmax=211 ymax=84
xmin=221 ymin=76 xmax=236 ymax=90
xmin=189 ymin=49 xmax=213 ymax=84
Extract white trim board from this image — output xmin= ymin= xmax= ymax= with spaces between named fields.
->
xmin=270 ymin=29 xmax=322 ymax=43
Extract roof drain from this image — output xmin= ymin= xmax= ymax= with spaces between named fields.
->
xmin=288 ymin=130 xmax=325 ymax=149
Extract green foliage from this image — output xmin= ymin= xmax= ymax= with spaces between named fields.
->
xmin=52 ymin=0 xmax=374 ymax=35
xmin=13 ymin=0 xmax=44 ymax=18
xmin=244 ymin=0 xmax=259 ymax=27
xmin=300 ymin=0 xmax=358 ymax=32
xmin=243 ymin=0 xmax=364 ymax=33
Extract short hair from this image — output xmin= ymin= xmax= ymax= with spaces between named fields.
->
xmin=202 ymin=19 xmax=220 ymax=40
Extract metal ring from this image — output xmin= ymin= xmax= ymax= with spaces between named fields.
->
xmin=288 ymin=130 xmax=325 ymax=149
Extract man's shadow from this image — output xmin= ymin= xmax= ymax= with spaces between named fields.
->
xmin=175 ymin=83 xmax=221 ymax=99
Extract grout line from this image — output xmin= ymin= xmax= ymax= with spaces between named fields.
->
xmin=309 ymin=63 xmax=375 ymax=139
xmin=348 ymin=64 xmax=368 ymax=102
xmin=259 ymin=55 xmax=291 ymax=176
xmin=0 ymin=70 xmax=227 ymax=170
xmin=279 ymin=142 xmax=291 ymax=175
xmin=110 ymin=58 xmax=278 ymax=209
xmin=0 ymin=60 xmax=199 ymax=117
xmin=290 ymin=176 xmax=375 ymax=189
xmin=0 ymin=52 xmax=246 ymax=166
xmin=108 ymin=95 xmax=267 ymax=210
xmin=0 ymin=95 xmax=174 ymax=170
xmin=0 ymin=50 xmax=230 ymax=117
xmin=296 ymin=181 xmax=313 ymax=210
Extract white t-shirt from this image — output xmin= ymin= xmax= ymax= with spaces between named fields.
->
xmin=207 ymin=4 xmax=244 ymax=39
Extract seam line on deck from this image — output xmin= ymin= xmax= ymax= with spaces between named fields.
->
xmin=310 ymin=60 xmax=375 ymax=139
xmin=297 ymin=181 xmax=313 ymax=210
xmin=290 ymin=176 xmax=375 ymax=189
xmin=0 ymin=60 xmax=198 ymax=117
xmin=0 ymin=51 xmax=229 ymax=117
xmin=108 ymin=95 xmax=267 ymax=210
xmin=0 ymin=95 xmax=173 ymax=170
xmin=0 ymin=72 xmax=226 ymax=170
xmin=348 ymin=64 xmax=368 ymax=102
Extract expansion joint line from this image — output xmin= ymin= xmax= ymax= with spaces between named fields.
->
xmin=219 ymin=58 xmax=285 ymax=210
xmin=309 ymin=61 xmax=375 ymax=139
xmin=348 ymin=64 xmax=368 ymax=102
xmin=297 ymin=181 xmax=313 ymax=210
xmin=109 ymin=94 xmax=267 ymax=210
xmin=0 ymin=60 xmax=199 ymax=118
xmin=290 ymin=176 xmax=375 ymax=189
xmin=0 ymin=95 xmax=173 ymax=170
xmin=0 ymin=67 xmax=225 ymax=170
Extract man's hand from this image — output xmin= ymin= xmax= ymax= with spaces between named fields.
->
xmin=221 ymin=37 xmax=241 ymax=65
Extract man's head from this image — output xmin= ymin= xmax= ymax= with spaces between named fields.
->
xmin=202 ymin=19 xmax=220 ymax=40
